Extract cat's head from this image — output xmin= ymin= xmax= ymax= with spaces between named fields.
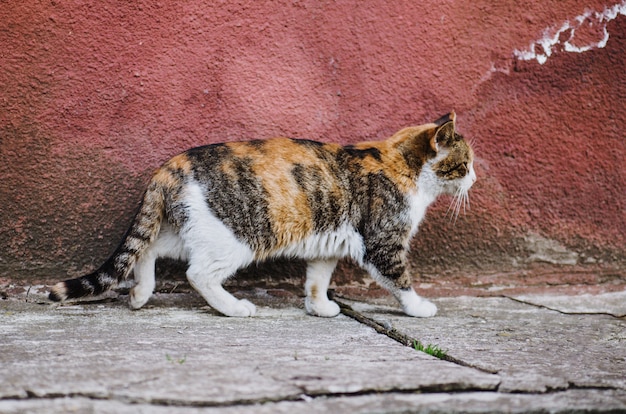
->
xmin=428 ymin=112 xmax=476 ymax=197
xmin=394 ymin=112 xmax=476 ymax=216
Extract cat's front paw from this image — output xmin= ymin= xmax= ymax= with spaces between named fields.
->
xmin=305 ymin=298 xmax=341 ymax=318
xmin=221 ymin=299 xmax=257 ymax=317
xmin=396 ymin=289 xmax=438 ymax=318
xmin=403 ymin=298 xmax=437 ymax=318
xmin=129 ymin=286 xmax=151 ymax=310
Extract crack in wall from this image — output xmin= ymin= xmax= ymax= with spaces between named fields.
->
xmin=514 ymin=0 xmax=626 ymax=64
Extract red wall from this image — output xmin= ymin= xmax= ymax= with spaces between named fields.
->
xmin=1 ymin=1 xmax=624 ymax=284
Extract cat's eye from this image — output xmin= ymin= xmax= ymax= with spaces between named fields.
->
xmin=444 ymin=162 xmax=467 ymax=176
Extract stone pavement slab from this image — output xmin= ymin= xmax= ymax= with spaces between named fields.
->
xmin=1 ymin=292 xmax=626 ymax=412
xmin=350 ymin=295 xmax=626 ymax=393
xmin=0 ymin=298 xmax=498 ymax=409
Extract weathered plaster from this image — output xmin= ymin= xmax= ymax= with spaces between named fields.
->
xmin=515 ymin=0 xmax=626 ymax=63
xmin=1 ymin=1 xmax=624 ymax=285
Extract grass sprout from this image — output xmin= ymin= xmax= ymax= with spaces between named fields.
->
xmin=413 ymin=340 xmax=447 ymax=359
xmin=166 ymin=354 xmax=187 ymax=364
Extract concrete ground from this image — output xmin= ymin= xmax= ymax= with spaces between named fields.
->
xmin=1 ymin=287 xmax=625 ymax=413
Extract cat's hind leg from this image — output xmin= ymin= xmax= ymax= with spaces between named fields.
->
xmin=129 ymin=251 xmax=156 ymax=310
xmin=184 ymin=231 xmax=256 ymax=316
xmin=187 ymin=262 xmax=256 ymax=317
xmin=182 ymin=182 xmax=257 ymax=317
xmin=305 ymin=259 xmax=341 ymax=317
xmin=129 ymin=224 xmax=185 ymax=310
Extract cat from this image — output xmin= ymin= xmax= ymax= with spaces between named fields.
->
xmin=49 ymin=112 xmax=476 ymax=318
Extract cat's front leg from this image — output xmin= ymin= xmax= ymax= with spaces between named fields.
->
xmin=395 ymin=287 xmax=438 ymax=318
xmin=305 ymin=259 xmax=341 ymax=317
xmin=364 ymin=252 xmax=437 ymax=318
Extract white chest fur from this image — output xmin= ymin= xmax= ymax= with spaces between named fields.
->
xmin=408 ymin=169 xmax=439 ymax=237
xmin=408 ymin=190 xmax=436 ymax=238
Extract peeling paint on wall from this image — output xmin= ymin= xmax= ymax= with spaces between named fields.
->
xmin=522 ymin=234 xmax=580 ymax=266
xmin=514 ymin=0 xmax=626 ymax=64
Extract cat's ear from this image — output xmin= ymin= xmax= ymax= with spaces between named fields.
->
xmin=434 ymin=111 xmax=456 ymax=127
xmin=430 ymin=111 xmax=456 ymax=153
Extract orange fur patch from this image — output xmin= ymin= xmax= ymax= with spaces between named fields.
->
xmin=349 ymin=139 xmax=418 ymax=194
xmin=167 ymin=153 xmax=193 ymax=174
xmin=226 ymin=139 xmax=346 ymax=253
xmin=152 ymin=153 xmax=192 ymax=188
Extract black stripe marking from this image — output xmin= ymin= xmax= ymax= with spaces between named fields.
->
xmin=344 ymin=146 xmax=382 ymax=162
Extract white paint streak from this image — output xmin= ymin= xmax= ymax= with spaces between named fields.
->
xmin=514 ymin=0 xmax=626 ymax=64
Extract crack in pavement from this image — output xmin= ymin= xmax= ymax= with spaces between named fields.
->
xmin=1 ymin=385 xmax=500 ymax=408
xmin=335 ymin=299 xmax=500 ymax=376
xmin=335 ymin=298 xmax=626 ymax=397
xmin=5 ymin=384 xmax=625 ymax=410
xmin=504 ymin=296 xmax=626 ymax=319
xmin=2 ymin=389 xmax=308 ymax=408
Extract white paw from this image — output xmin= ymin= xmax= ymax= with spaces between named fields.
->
xmin=305 ymin=298 xmax=341 ymax=318
xmin=403 ymin=298 xmax=438 ymax=318
xmin=221 ymin=299 xmax=257 ymax=317
xmin=129 ymin=287 xmax=151 ymax=310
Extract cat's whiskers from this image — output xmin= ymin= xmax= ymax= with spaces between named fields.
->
xmin=455 ymin=190 xmax=465 ymax=223
xmin=446 ymin=187 xmax=470 ymax=225
xmin=444 ymin=189 xmax=459 ymax=220
xmin=468 ymin=137 xmax=479 ymax=152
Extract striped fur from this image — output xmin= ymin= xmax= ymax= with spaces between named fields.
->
xmin=49 ymin=112 xmax=476 ymax=318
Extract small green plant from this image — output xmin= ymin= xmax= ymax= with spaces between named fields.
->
xmin=413 ymin=340 xmax=447 ymax=359
xmin=166 ymin=354 xmax=187 ymax=364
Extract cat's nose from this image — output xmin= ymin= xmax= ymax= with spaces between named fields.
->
xmin=469 ymin=168 xmax=477 ymax=183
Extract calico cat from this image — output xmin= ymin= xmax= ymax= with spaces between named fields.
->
xmin=49 ymin=112 xmax=476 ymax=318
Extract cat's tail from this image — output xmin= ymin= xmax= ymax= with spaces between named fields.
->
xmin=48 ymin=166 xmax=174 ymax=302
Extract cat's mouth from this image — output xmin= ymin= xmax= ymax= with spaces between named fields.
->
xmin=445 ymin=164 xmax=475 ymax=222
